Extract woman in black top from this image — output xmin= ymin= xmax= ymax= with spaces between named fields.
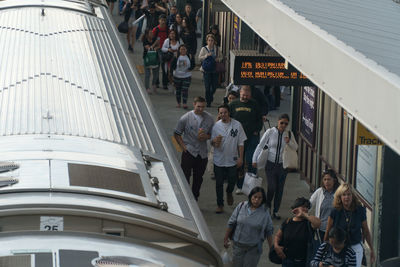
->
xmin=274 ymin=197 xmax=320 ymax=267
xmin=170 ymin=13 xmax=183 ymax=36
xmin=180 ymin=17 xmax=197 ymax=60
xmin=207 ymin=25 xmax=222 ymax=47
xmin=141 ymin=29 xmax=160 ymax=94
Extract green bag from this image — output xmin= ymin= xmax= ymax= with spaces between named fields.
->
xmin=144 ymin=50 xmax=159 ymax=67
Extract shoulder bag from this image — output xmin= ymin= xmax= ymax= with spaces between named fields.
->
xmin=283 ymin=130 xmax=298 ymax=170
xmin=229 ymin=202 xmax=245 ymax=240
xmin=162 ymin=40 xmax=174 ymax=62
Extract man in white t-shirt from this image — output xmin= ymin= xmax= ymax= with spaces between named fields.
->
xmin=211 ymin=104 xmax=247 ymax=213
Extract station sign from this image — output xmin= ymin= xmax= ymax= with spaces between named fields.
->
xmin=233 ymin=56 xmax=314 ymax=86
xmin=356 ymin=122 xmax=383 ymax=145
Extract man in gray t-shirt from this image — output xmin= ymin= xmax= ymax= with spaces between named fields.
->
xmin=174 ymin=96 xmax=214 ymax=200
xmin=211 ymin=104 xmax=246 ymax=213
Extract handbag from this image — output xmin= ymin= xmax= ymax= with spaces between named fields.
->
xmin=117 ymin=21 xmax=129 ymax=34
xmin=256 ymin=122 xmax=271 ymax=169
xmin=162 ymin=51 xmax=174 ymax=62
xmin=269 ymin=246 xmax=283 ymax=264
xmin=306 ymin=222 xmax=321 ymax=266
xmin=229 ymin=202 xmax=245 ymax=240
xmin=144 ymin=50 xmax=159 ymax=67
xmin=216 ymin=61 xmax=225 ymax=73
xmin=241 ymin=172 xmax=262 ymax=196
xmin=282 ymin=131 xmax=298 ymax=170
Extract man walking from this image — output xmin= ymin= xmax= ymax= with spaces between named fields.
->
xmin=229 ymin=85 xmax=263 ymax=194
xmin=211 ymin=104 xmax=246 ymax=213
xmin=174 ymin=96 xmax=214 ymax=201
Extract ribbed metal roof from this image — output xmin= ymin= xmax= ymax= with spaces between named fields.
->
xmin=0 ymin=5 xmax=154 ymax=152
xmin=279 ymin=0 xmax=400 ymax=77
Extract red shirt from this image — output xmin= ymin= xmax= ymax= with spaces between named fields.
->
xmin=152 ymin=25 xmax=169 ymax=48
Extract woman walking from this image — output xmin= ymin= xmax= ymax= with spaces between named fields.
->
xmin=170 ymin=44 xmax=194 ymax=108
xmin=142 ymin=29 xmax=160 ymax=94
xmin=274 ymin=197 xmax=321 ymax=267
xmin=224 ymin=187 xmax=273 ymax=267
xmin=324 ymin=183 xmax=375 ymax=267
xmin=161 ymin=29 xmax=181 ymax=88
xmin=309 ymin=169 xmax=340 ymax=238
xmin=252 ymin=113 xmax=298 ymax=219
xmin=198 ymin=34 xmax=222 ymax=107
xmin=180 ymin=17 xmax=197 ymax=60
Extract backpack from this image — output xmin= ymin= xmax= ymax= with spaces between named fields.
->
xmin=201 ymin=47 xmax=216 ymax=72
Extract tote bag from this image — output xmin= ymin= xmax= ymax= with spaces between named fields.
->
xmin=144 ymin=50 xmax=159 ymax=67
xmin=242 ymin=172 xmax=262 ymax=196
xmin=282 ymin=131 xmax=298 ymax=170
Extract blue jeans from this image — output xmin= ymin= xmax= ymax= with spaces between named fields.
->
xmin=214 ymin=165 xmax=237 ymax=206
xmin=203 ymin=71 xmax=218 ymax=105
xmin=237 ymin=133 xmax=259 ymax=189
xmin=282 ymin=259 xmax=306 ymax=267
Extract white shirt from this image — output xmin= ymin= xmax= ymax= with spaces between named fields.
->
xmin=211 ymin=119 xmax=247 ymax=167
xmin=173 ymin=55 xmax=192 ymax=78
xmin=252 ymin=127 xmax=298 ymax=165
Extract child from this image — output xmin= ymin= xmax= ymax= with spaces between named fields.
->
xmin=311 ymin=227 xmax=357 ymax=267
xmin=170 ymin=44 xmax=194 ymax=109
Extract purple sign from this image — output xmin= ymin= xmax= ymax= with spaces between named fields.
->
xmin=300 ymin=86 xmax=316 ymax=146
xmin=233 ymin=15 xmax=240 ymax=49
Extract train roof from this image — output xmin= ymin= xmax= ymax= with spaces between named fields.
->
xmin=0 ymin=1 xmax=221 ymax=265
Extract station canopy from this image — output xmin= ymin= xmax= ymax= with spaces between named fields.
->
xmin=222 ymin=0 xmax=400 ymax=155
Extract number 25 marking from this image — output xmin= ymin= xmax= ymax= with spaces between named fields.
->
xmin=44 ymin=225 xmax=59 ymax=231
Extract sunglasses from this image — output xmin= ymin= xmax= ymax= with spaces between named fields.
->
xmin=279 ymin=121 xmax=288 ymax=125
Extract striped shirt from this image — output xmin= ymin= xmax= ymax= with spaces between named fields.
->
xmin=310 ymin=242 xmax=357 ymax=267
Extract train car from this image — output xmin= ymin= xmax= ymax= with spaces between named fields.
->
xmin=0 ymin=0 xmax=221 ymax=266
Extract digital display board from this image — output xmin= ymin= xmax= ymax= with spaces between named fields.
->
xmin=233 ymin=56 xmax=314 ymax=86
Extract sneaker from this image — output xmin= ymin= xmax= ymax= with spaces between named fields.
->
xmin=146 ymin=88 xmax=152 ymax=95
xmin=227 ymin=193 xmax=234 ymax=206
xmin=215 ymin=206 xmax=224 ymax=214
xmin=176 ymin=104 xmax=181 ymax=108
xmin=128 ymin=45 xmax=133 ymax=52
xmin=183 ymin=104 xmax=188 ymax=109
xmin=272 ymin=213 xmax=281 ymax=220
xmin=235 ymin=188 xmax=243 ymax=195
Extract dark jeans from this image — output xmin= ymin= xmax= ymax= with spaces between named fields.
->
xmin=282 ymin=259 xmax=306 ymax=267
xmin=265 ymin=161 xmax=288 ymax=213
xmin=203 ymin=71 xmax=218 ymax=106
xmin=181 ymin=151 xmax=208 ymax=200
xmin=214 ymin=165 xmax=237 ymax=206
xmin=237 ymin=133 xmax=259 ymax=189
xmin=157 ymin=51 xmax=169 ymax=87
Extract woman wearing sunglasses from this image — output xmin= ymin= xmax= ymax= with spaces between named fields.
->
xmin=252 ymin=113 xmax=298 ymax=219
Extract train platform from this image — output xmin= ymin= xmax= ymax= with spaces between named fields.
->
xmin=111 ymin=12 xmax=311 ymax=266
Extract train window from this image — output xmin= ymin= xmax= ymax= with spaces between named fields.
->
xmin=0 ymin=255 xmax=32 ymax=267
xmin=68 ymin=163 xmax=145 ymax=196
xmin=59 ymin=250 xmax=98 ymax=267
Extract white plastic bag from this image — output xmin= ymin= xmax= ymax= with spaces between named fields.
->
xmin=221 ymin=247 xmax=233 ymax=267
xmin=242 ymin=172 xmax=262 ymax=196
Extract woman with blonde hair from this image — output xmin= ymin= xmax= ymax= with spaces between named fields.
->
xmin=198 ymin=33 xmax=222 ymax=107
xmin=324 ymin=183 xmax=375 ymax=267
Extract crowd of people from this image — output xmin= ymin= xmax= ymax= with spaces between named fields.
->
xmin=172 ymin=88 xmax=375 ymax=267
xmin=110 ymin=2 xmax=376 ymax=267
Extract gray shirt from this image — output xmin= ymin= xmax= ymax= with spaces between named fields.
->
xmin=228 ymin=201 xmax=273 ymax=246
xmin=320 ymin=189 xmax=335 ymax=231
xmin=174 ymin=110 xmax=214 ymax=159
